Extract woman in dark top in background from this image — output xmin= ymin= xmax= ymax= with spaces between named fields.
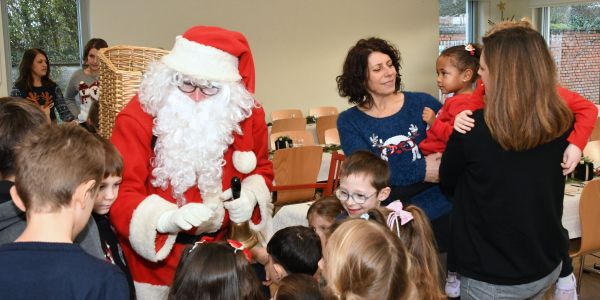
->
xmin=10 ymin=48 xmax=75 ymax=122
xmin=439 ymin=22 xmax=573 ymax=299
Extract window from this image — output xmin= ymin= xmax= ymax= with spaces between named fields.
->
xmin=545 ymin=2 xmax=600 ymax=104
xmin=2 ymin=0 xmax=83 ymax=90
xmin=439 ymin=0 xmax=469 ymax=52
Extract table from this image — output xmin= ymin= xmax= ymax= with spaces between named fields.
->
xmin=267 ymin=123 xmax=318 ymax=150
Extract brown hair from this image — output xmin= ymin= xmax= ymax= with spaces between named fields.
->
xmin=439 ymin=44 xmax=481 ymax=84
xmin=482 ymin=24 xmax=572 ymax=151
xmin=275 ymin=273 xmax=323 ymax=300
xmin=340 ymin=150 xmax=390 ymax=191
xmin=97 ymin=136 xmax=123 ymax=178
xmin=0 ymin=97 xmax=48 ymax=178
xmin=83 ymin=38 xmax=108 ymax=65
xmin=323 ymin=219 xmax=414 ymax=300
xmin=376 ymin=205 xmax=445 ymax=300
xmin=307 ymin=197 xmax=344 ymax=224
xmin=14 ymin=124 xmax=104 ymax=213
xmin=15 ymin=48 xmax=56 ymax=92
xmin=337 ymin=38 xmax=403 ymax=109
xmin=168 ymin=241 xmax=265 ymax=300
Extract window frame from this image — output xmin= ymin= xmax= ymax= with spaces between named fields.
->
xmin=0 ymin=0 xmax=90 ymax=94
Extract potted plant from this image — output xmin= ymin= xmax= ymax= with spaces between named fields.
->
xmin=275 ymin=135 xmax=293 ymax=150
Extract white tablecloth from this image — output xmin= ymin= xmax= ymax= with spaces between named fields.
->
xmin=562 ymin=183 xmax=583 ymax=239
xmin=269 ymin=202 xmax=313 ymax=241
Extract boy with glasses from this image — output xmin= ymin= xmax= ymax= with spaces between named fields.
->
xmin=335 ymin=150 xmax=391 ymax=219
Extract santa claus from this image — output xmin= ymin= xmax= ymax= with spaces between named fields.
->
xmin=110 ymin=26 xmax=273 ymax=299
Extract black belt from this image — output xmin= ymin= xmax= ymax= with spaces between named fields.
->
xmin=175 ymin=231 xmax=218 ymax=244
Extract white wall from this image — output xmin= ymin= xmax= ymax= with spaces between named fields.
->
xmin=88 ymin=0 xmax=440 ymax=119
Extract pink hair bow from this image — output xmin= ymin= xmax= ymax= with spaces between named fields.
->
xmin=386 ymin=201 xmax=414 ymax=235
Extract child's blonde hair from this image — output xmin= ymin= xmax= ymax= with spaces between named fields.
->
xmin=323 ymin=219 xmax=415 ymax=300
xmin=374 ymin=205 xmax=445 ymax=300
xmin=96 ymin=136 xmax=123 ymax=178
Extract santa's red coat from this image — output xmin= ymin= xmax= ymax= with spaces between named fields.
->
xmin=110 ymin=95 xmax=273 ymax=297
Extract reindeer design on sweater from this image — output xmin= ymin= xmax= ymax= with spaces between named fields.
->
xmin=370 ymin=124 xmax=421 ymax=161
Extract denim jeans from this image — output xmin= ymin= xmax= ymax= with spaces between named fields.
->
xmin=460 ymin=263 xmax=561 ymax=300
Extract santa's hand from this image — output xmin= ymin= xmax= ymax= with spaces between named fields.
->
xmin=562 ymin=144 xmax=582 ymax=175
xmin=454 ymin=110 xmax=474 ymax=134
xmin=156 ymin=203 xmax=214 ymax=234
xmin=220 ymin=186 xmax=257 ymax=223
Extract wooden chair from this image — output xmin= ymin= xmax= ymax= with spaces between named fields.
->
xmin=569 ymin=179 xmax=600 ymax=294
xmin=590 ymin=118 xmax=600 ymax=141
xmin=323 ymin=151 xmax=345 ymax=197
xmin=583 ymin=140 xmax=600 ymax=162
xmin=271 ymin=117 xmax=306 ymax=134
xmin=309 ymin=106 xmax=338 ymax=118
xmin=271 ymin=146 xmax=326 ymax=206
xmin=316 ymin=114 xmax=338 ymax=144
xmin=270 ymin=130 xmax=315 ymax=150
xmin=324 ymin=128 xmax=340 ymax=145
xmin=271 ymin=109 xmax=303 ymax=122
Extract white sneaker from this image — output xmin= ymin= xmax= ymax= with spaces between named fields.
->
xmin=445 ymin=272 xmax=461 ymax=298
xmin=554 ymin=273 xmax=578 ymax=300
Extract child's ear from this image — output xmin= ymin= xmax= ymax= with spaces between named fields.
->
xmin=463 ymin=69 xmax=474 ymax=82
xmin=73 ymin=180 xmax=96 ymax=209
xmin=9 ymin=186 xmax=26 ymax=212
xmin=377 ymin=187 xmax=391 ymax=202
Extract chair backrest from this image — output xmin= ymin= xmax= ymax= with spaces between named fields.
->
xmin=272 ymin=146 xmax=325 ymax=205
xmin=583 ymin=140 xmax=600 ymax=162
xmin=316 ymin=114 xmax=338 ymax=144
xmin=323 ymin=151 xmax=345 ymax=197
xmin=590 ymin=118 xmax=600 ymax=141
xmin=271 ymin=109 xmax=304 ymax=122
xmin=577 ymin=179 xmax=600 ymax=255
xmin=270 ymin=130 xmax=316 ymax=150
xmin=324 ymin=128 xmax=340 ymax=145
xmin=271 ymin=117 xmax=306 ymax=134
xmin=309 ymin=106 xmax=338 ymax=118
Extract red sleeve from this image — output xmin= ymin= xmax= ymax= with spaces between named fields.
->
xmin=247 ymin=104 xmax=274 ymax=226
xmin=426 ymin=94 xmax=475 ymax=148
xmin=559 ymin=86 xmax=598 ymax=150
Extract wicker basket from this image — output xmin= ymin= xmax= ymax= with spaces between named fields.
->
xmin=97 ymin=45 xmax=169 ymax=138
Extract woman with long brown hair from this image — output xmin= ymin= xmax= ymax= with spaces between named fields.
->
xmin=440 ymin=24 xmax=573 ymax=299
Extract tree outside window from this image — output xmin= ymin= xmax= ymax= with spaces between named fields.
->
xmin=6 ymin=0 xmax=81 ymax=90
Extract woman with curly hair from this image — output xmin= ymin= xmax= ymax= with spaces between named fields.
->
xmin=336 ymin=38 xmax=451 ymax=252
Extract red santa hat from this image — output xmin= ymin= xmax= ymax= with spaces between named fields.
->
xmin=162 ymin=25 xmax=258 ymax=174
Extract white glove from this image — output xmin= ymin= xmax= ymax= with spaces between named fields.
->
xmin=156 ymin=203 xmax=215 ymax=234
xmin=220 ymin=186 xmax=258 ymax=223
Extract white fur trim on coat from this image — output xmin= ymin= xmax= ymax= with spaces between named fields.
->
xmin=134 ymin=281 xmax=169 ymax=300
xmin=162 ymin=36 xmax=240 ymax=82
xmin=129 ymin=195 xmax=178 ymax=262
xmin=242 ymin=174 xmax=273 ymax=233
xmin=233 ymin=150 xmax=257 ymax=174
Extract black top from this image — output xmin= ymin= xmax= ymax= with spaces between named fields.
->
xmin=92 ymin=213 xmax=135 ymax=299
xmin=440 ymin=110 xmax=570 ymax=285
xmin=0 ymin=180 xmax=13 ymax=204
xmin=0 ymin=242 xmax=129 ymax=299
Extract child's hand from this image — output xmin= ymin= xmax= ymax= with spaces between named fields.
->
xmin=561 ymin=144 xmax=582 ymax=175
xmin=454 ymin=110 xmax=474 ymax=133
xmin=422 ymin=107 xmax=436 ymax=126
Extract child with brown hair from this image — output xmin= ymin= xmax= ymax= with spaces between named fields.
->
xmin=168 ymin=240 xmax=265 ymax=300
xmin=306 ymin=196 xmax=344 ymax=249
xmin=334 ymin=150 xmax=391 ymax=219
xmin=91 ymin=136 xmax=134 ymax=298
xmin=0 ymin=124 xmax=129 ymax=299
xmin=321 ymin=218 xmax=416 ymax=300
xmin=369 ymin=204 xmax=446 ymax=300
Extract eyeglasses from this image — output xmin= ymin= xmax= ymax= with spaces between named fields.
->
xmin=335 ymin=188 xmax=378 ymax=204
xmin=178 ymin=80 xmax=220 ymax=96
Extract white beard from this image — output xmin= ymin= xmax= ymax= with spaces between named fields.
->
xmin=139 ymin=65 xmax=254 ymax=205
